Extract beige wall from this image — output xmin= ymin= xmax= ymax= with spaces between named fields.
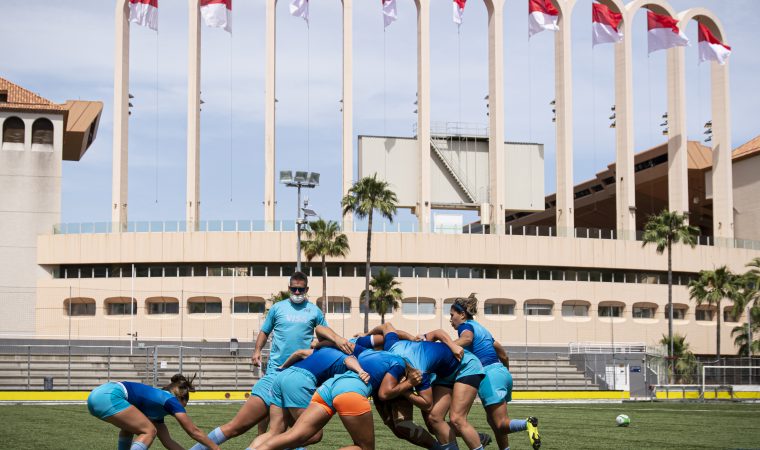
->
xmin=731 ymin=156 xmax=760 ymax=242
xmin=0 ymin=111 xmax=63 ymax=335
xmin=33 ymin=231 xmax=760 ymax=354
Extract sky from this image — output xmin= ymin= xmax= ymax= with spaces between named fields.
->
xmin=1 ymin=0 xmax=758 ymax=227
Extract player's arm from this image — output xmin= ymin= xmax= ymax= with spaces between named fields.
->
xmin=376 ymin=367 xmax=421 ymax=402
xmin=366 ymin=322 xmax=395 ymax=336
xmin=252 ymin=330 xmax=269 ymax=366
xmin=453 ymin=329 xmax=474 ymax=348
xmin=403 ymin=387 xmax=433 ymax=411
xmin=493 ymin=339 xmax=509 ymax=369
xmin=344 ymin=356 xmax=371 ymax=384
xmin=422 ymin=329 xmax=464 ymax=361
xmin=155 ymin=422 xmax=184 ymax=450
xmin=315 ymin=325 xmax=352 ymax=354
xmin=173 ymin=413 xmax=221 ymax=450
xmin=280 ymin=349 xmax=313 ymax=369
xmin=394 ymin=328 xmax=419 ymax=342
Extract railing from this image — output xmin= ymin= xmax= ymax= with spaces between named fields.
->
xmin=569 ymin=342 xmax=666 ymax=356
xmin=413 ymin=121 xmax=490 ymax=138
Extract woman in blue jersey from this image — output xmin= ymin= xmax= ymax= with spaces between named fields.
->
xmin=445 ymin=295 xmax=541 ymax=450
xmin=87 ymin=374 xmax=220 ymax=450
xmin=250 ymin=349 xmax=422 ymax=450
xmin=247 ymin=343 xmax=370 ymax=449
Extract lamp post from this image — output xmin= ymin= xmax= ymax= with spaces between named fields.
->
xmin=279 ymin=171 xmax=320 ymax=272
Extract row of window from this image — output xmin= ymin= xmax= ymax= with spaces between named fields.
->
xmin=55 ymin=263 xmax=698 ymax=286
xmin=63 ymin=297 xmax=740 ymax=322
xmin=2 ymin=117 xmax=54 ymax=146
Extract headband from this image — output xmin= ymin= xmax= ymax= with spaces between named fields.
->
xmin=452 ymin=303 xmax=466 ymax=313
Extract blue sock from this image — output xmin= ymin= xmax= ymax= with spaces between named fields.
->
xmin=509 ymin=419 xmax=527 ymax=433
xmin=130 ymin=442 xmax=148 ymax=450
xmin=118 ymin=436 xmax=132 ymax=450
xmin=472 ymin=446 xmax=484 ymax=450
xmin=189 ymin=427 xmax=226 ymax=450
xmin=503 ymin=448 xmax=510 ymax=450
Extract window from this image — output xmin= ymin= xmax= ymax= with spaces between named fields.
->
xmin=428 ymin=267 xmax=443 ymax=278
xmin=147 ymin=298 xmax=179 ymax=315
xmin=524 ymin=301 xmax=553 ymax=316
xmin=599 ymin=305 xmax=623 ymax=318
xmin=31 ymin=118 xmax=54 ymax=146
xmin=484 ymin=299 xmax=516 ymax=316
xmin=251 ymin=265 xmax=266 ymax=276
xmin=64 ymin=298 xmax=96 ymax=316
xmin=135 ymin=266 xmax=149 ymax=277
xmin=207 ymin=266 xmax=222 ymax=276
xmin=233 ymin=300 xmax=265 ymax=314
xmin=93 ymin=266 xmax=107 ymax=278
xmin=696 ymin=307 xmax=715 ymax=321
xmin=0 ymin=91 xmax=7 ymax=102
xmin=360 ymin=302 xmax=394 ymax=314
xmin=105 ymin=298 xmax=137 ymax=316
xmin=149 ymin=266 xmax=163 ymax=277
xmin=665 ymin=304 xmax=687 ymax=320
xmin=402 ymin=298 xmax=436 ymax=315
xmin=189 ymin=297 xmax=222 ymax=314
xmin=318 ymin=297 xmax=352 ymax=314
xmin=2 ymin=117 xmax=25 ymax=144
xmin=723 ymin=308 xmax=740 ymax=323
xmin=561 ymin=301 xmax=589 ymax=317
xmin=633 ymin=307 xmax=655 ymax=318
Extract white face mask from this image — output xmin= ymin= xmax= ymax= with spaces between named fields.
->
xmin=290 ymin=294 xmax=306 ymax=304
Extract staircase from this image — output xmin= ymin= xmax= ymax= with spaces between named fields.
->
xmin=430 ymin=137 xmax=477 ymax=203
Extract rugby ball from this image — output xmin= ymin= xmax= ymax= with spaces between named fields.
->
xmin=616 ymin=414 xmax=631 ymax=427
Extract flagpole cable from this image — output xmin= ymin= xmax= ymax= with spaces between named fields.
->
xmin=383 ymin=24 xmax=387 ymax=175
xmin=307 ymin=22 xmax=311 ymax=171
xmin=457 ymin=24 xmax=462 ymax=130
xmin=697 ymin=54 xmax=703 ymax=138
xmin=591 ymin=44 xmax=598 ymax=211
xmin=528 ymin=36 xmax=533 ymax=142
xmin=229 ymin=29 xmax=233 ymax=203
xmin=154 ymin=28 xmax=160 ymax=204
xmin=647 ymin=55 xmax=654 ymax=148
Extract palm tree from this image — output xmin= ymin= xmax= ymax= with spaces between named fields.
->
xmin=341 ymin=175 xmax=398 ymax=332
xmin=642 ymin=210 xmax=699 ymax=382
xmin=361 ymin=269 xmax=403 ymax=325
xmin=688 ymin=266 xmax=740 ymax=361
xmin=731 ymin=307 xmax=760 ymax=356
xmin=659 ymin=334 xmax=698 ymax=384
xmin=265 ymin=290 xmax=289 ymax=317
xmin=302 ymin=219 xmax=350 ymax=313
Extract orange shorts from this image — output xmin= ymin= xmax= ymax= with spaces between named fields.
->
xmin=311 ymin=391 xmax=371 ymax=417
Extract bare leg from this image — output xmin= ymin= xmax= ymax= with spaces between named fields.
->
xmin=449 ymin=382 xmax=480 ymax=449
xmin=250 ymin=405 xmax=287 ymax=448
xmin=290 ymin=406 xmax=324 ymax=446
xmin=376 ymin=397 xmax=437 ymax=448
xmin=424 ymin=386 xmax=455 ymax=445
xmin=254 ymin=404 xmax=331 ymax=450
xmin=485 ymin=402 xmax=510 ymax=450
xmin=218 ymin=395 xmax=269 ymax=440
xmin=257 ymin=416 xmax=270 ymax=435
xmin=339 ymin=411 xmax=375 ymax=450
xmin=105 ymin=406 xmax=157 ymax=447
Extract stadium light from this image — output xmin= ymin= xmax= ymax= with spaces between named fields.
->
xmin=280 ymin=170 xmax=320 ymax=271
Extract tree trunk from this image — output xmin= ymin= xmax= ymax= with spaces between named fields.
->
xmin=380 ymin=311 xmax=385 ymax=325
xmin=716 ymin=299 xmax=722 ymax=361
xmin=667 ymin=240 xmax=674 ymax=384
xmin=364 ymin=211 xmax=373 ymax=333
xmin=321 ymin=255 xmax=327 ymax=314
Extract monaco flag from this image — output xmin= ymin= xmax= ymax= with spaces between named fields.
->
xmin=592 ymin=3 xmax=623 ymax=46
xmin=453 ymin=0 xmax=466 ymax=25
xmin=201 ymin=0 xmax=232 ymax=33
xmin=129 ymin=0 xmax=158 ymax=31
xmin=383 ymin=0 xmax=397 ymax=28
xmin=698 ymin=23 xmax=731 ymax=65
xmin=529 ymin=0 xmax=559 ymax=37
xmin=291 ymin=0 xmax=309 ymax=24
xmin=647 ymin=11 xmax=689 ymax=54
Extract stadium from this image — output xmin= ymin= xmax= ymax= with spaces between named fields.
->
xmin=1 ymin=0 xmax=760 ymax=449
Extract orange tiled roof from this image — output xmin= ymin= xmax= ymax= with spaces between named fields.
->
xmin=733 ymin=135 xmax=760 ymax=161
xmin=0 ymin=77 xmax=64 ymax=113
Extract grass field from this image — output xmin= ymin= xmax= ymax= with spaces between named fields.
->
xmin=1 ymin=402 xmax=759 ymax=449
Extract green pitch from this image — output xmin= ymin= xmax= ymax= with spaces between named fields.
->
xmin=1 ymin=402 xmax=759 ymax=449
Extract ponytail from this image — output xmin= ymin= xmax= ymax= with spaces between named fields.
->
xmin=164 ymin=373 xmax=196 ymax=403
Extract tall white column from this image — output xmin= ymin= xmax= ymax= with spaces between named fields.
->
xmin=487 ymin=0 xmax=505 ymax=233
xmin=666 ymin=46 xmax=689 ymax=218
xmin=614 ymin=12 xmax=636 ymax=240
xmin=711 ymin=61 xmax=733 ymax=243
xmin=264 ymin=0 xmax=277 ymax=230
xmin=187 ymin=0 xmax=201 ymax=231
xmin=112 ymin=0 xmax=130 ymax=231
xmin=416 ymin=0 xmax=431 ymax=233
xmin=554 ymin=1 xmax=576 ymax=237
xmin=342 ymin=0 xmax=354 ymax=230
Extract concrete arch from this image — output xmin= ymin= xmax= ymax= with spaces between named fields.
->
xmin=625 ymin=0 xmax=677 ymax=18
xmin=677 ymin=7 xmax=726 ymax=41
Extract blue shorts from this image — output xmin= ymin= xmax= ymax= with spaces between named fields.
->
xmin=478 ymin=363 xmax=513 ymax=406
xmin=436 ymin=351 xmax=485 ymax=387
xmin=271 ymin=367 xmax=317 ymax=409
xmin=315 ymin=372 xmax=371 ymax=412
xmin=250 ymin=369 xmax=282 ymax=407
xmin=383 ymin=332 xmax=401 ymax=352
xmin=87 ymin=382 xmax=130 ymax=420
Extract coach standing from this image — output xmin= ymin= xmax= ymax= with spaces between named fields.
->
xmin=191 ymin=271 xmax=351 ymax=450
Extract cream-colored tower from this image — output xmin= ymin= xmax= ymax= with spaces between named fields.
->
xmin=554 ymin=0 xmax=576 ymax=237
xmin=342 ymin=0 xmax=355 ymax=230
xmin=264 ymin=0 xmax=277 ymax=230
xmin=112 ymin=0 xmax=130 ymax=231
xmin=187 ymin=0 xmax=202 ymax=231
xmin=415 ymin=0 xmax=432 ymax=232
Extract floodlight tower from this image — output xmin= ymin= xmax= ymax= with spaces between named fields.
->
xmin=280 ymin=171 xmax=320 ymax=272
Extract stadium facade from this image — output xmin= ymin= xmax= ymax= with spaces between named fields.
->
xmin=1 ymin=0 xmax=759 ymax=358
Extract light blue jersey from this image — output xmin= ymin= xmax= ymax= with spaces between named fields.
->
xmin=457 ymin=320 xmax=499 ymax=366
xmin=260 ymin=298 xmax=327 ymax=372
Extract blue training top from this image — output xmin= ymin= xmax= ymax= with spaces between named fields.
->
xmin=384 ymin=332 xmax=459 ymax=391
xmin=357 ymin=349 xmax=407 ymax=396
xmin=293 ymin=346 xmax=366 ymax=385
xmin=261 ymin=299 xmax=328 ymax=372
xmin=121 ymin=382 xmax=185 ymax=423
xmin=457 ymin=320 xmax=499 ymax=367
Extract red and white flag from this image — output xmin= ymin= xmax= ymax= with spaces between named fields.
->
xmin=647 ymin=11 xmax=688 ymax=54
xmin=528 ymin=0 xmax=559 ymax=37
xmin=453 ymin=0 xmax=466 ymax=25
xmin=129 ymin=0 xmax=158 ymax=31
xmin=698 ymin=23 xmax=731 ymax=65
xmin=383 ymin=0 xmax=397 ymax=28
xmin=201 ymin=0 xmax=232 ymax=33
xmin=291 ymin=0 xmax=309 ymax=24
xmin=591 ymin=2 xmax=622 ymax=46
